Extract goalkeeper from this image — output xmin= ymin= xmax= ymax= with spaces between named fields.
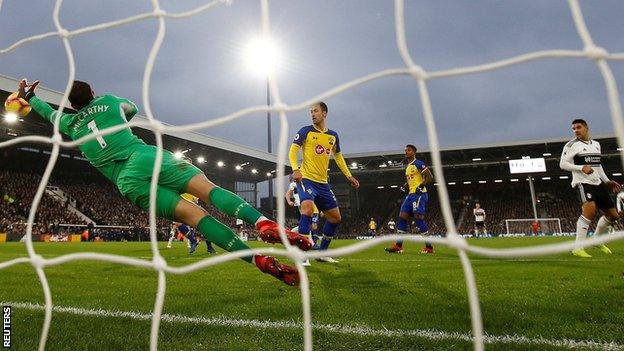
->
xmin=18 ymin=79 xmax=312 ymax=286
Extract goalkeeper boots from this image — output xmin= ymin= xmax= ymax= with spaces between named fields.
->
xmin=255 ymin=255 xmax=299 ymax=286
xmin=385 ymin=244 xmax=404 ymax=254
xmin=572 ymin=248 xmax=592 ymax=258
xmin=256 ymin=220 xmax=313 ymax=251
xmin=597 ymin=244 xmax=612 ymax=254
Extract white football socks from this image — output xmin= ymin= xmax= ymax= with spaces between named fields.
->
xmin=595 ymin=216 xmax=613 ymax=236
xmin=575 ymin=215 xmax=591 ymax=249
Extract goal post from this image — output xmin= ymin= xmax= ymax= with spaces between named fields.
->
xmin=504 ymin=218 xmax=562 ymax=236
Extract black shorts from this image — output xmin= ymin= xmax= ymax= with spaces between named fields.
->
xmin=577 ymin=183 xmax=615 ymax=211
xmin=475 ymin=221 xmax=485 ymax=228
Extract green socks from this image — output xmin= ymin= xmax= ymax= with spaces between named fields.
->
xmin=197 ymin=215 xmax=253 ymax=263
xmin=209 ymin=187 xmax=262 ymax=225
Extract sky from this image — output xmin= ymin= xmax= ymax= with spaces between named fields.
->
xmin=1 ymin=0 xmax=623 ymax=156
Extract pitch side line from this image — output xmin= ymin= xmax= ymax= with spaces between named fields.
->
xmin=3 ymin=301 xmax=622 ymax=350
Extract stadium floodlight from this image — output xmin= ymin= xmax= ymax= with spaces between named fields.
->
xmin=217 ymin=161 xmax=225 ymax=167
xmin=377 ymin=186 xmax=384 ymax=189
xmin=448 ymin=182 xmax=456 ymax=185
xmin=510 ymin=178 xmax=519 ymax=182
xmin=390 ymin=185 xmax=398 ymax=188
xmin=235 ymin=165 xmax=242 ymax=171
xmin=251 ymin=168 xmax=258 ymax=174
xmin=472 ymin=158 xmax=482 ymax=161
xmin=378 ymin=163 xmax=387 ymax=168
xmin=618 ymin=147 xmax=624 ymax=151
xmin=542 ymin=153 xmax=552 ymax=156
xmin=266 ymin=172 xmax=272 ymax=177
xmin=542 ymin=177 xmax=551 ymax=180
xmin=196 ymin=156 xmax=205 ymax=164
xmin=494 ymin=179 xmax=503 ymax=183
xmin=244 ymin=36 xmax=280 ymax=78
xmin=463 ymin=181 xmax=472 ymax=184
xmin=613 ymin=173 xmax=622 ymax=176
xmin=173 ymin=151 xmax=183 ymax=159
xmin=478 ymin=180 xmax=486 ymax=183
xmin=559 ymin=175 xmax=569 ymax=179
xmin=521 ymin=156 xmax=530 ymax=159
xmin=3 ymin=112 xmax=18 ymax=124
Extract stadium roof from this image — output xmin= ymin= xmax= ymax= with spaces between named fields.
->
xmin=0 ymin=74 xmax=278 ymax=183
xmin=334 ymin=134 xmax=623 ymax=187
xmin=3 ymin=74 xmax=622 ymax=187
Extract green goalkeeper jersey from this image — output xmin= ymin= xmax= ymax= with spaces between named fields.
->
xmin=30 ymin=95 xmax=146 ymax=168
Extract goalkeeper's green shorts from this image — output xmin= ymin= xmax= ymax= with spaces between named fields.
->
xmin=98 ymin=145 xmax=203 ymax=220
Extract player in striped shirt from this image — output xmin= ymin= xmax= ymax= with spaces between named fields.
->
xmin=559 ymin=118 xmax=620 ymax=258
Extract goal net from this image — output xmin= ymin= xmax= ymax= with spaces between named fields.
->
xmin=1 ymin=1 xmax=624 ymax=351
xmin=504 ymin=218 xmax=562 ymax=237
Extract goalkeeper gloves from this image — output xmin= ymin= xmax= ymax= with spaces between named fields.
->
xmin=18 ymin=79 xmax=40 ymax=102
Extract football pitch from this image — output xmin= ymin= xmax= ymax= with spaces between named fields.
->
xmin=1 ymin=237 xmax=623 ymax=351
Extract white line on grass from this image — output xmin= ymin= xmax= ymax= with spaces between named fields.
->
xmin=4 ymin=301 xmax=622 ymax=350
xmin=343 ymin=258 xmax=623 ymax=262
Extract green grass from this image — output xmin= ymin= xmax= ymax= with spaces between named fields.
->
xmin=1 ymin=237 xmax=623 ymax=350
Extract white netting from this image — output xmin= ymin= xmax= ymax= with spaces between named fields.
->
xmin=1 ymin=1 xmax=623 ymax=350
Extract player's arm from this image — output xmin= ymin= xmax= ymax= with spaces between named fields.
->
xmin=289 ymin=144 xmax=301 ymax=173
xmin=559 ymin=143 xmax=588 ymax=173
xmin=334 ymin=152 xmax=359 ymax=188
xmin=18 ymin=79 xmax=72 ymax=134
xmin=115 ymin=96 xmax=139 ymax=121
xmin=416 ymin=161 xmax=433 ymax=191
xmin=597 ymin=166 xmax=621 ymax=192
xmin=29 ymin=97 xmax=73 ymax=135
xmin=285 ymin=187 xmax=295 ymax=206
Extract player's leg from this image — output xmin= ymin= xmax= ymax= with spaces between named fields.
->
xmin=171 ymin=191 xmax=298 ymax=285
xmin=116 ymin=149 xmax=299 ymax=285
xmin=315 ymin=206 xmax=340 ymax=263
xmin=593 ymin=187 xmax=618 ymax=254
xmin=386 ymin=194 xmax=413 ymax=253
xmin=310 ymin=182 xmax=341 ymax=260
xmin=310 ymin=212 xmax=320 ymax=247
xmin=573 ymin=186 xmax=597 ymax=257
xmin=185 ymin=173 xmax=312 ymax=250
xmin=166 ymin=226 xmax=175 ymax=248
xmin=296 ymin=179 xmax=316 ymax=242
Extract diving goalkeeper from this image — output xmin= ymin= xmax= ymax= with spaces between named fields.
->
xmin=18 ymin=79 xmax=312 ymax=286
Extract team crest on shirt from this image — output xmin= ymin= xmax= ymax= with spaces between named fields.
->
xmin=315 ymin=145 xmax=325 ymax=154
xmin=328 ymin=137 xmax=335 ymax=145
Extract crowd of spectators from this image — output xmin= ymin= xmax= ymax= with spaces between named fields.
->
xmin=1 ymin=167 xmax=612 ymax=241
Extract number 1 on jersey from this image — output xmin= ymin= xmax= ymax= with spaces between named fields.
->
xmin=87 ymin=120 xmax=108 ymax=148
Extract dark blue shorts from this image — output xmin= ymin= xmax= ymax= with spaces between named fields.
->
xmin=177 ymin=224 xmax=191 ymax=235
xmin=296 ymin=178 xmax=338 ymax=212
xmin=400 ymin=192 xmax=428 ymax=215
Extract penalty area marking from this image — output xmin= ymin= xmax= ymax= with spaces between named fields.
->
xmin=3 ymin=301 xmax=622 ymax=350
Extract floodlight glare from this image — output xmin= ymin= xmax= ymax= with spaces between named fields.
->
xmin=217 ymin=161 xmax=225 ymax=167
xmin=235 ymin=165 xmax=242 ymax=171
xmin=4 ymin=112 xmax=18 ymax=124
xmin=244 ymin=36 xmax=280 ymax=78
xmin=251 ymin=168 xmax=258 ymax=174
xmin=173 ymin=151 xmax=183 ymax=159
xmin=196 ymin=156 xmax=205 ymax=164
